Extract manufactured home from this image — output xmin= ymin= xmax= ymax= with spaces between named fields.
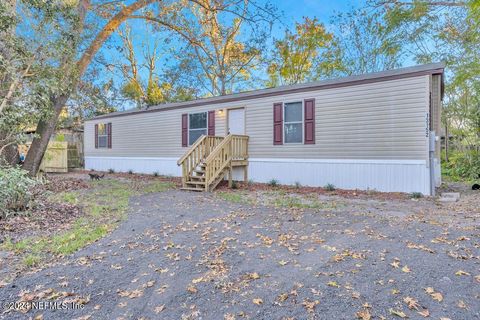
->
xmin=84 ymin=63 xmax=444 ymax=195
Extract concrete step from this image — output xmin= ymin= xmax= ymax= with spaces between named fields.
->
xmin=438 ymin=192 xmax=460 ymax=202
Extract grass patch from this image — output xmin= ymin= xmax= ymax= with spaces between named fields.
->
xmin=23 ymin=254 xmax=41 ymax=267
xmin=1 ymin=178 xmax=174 ymax=267
xmin=217 ymin=191 xmax=249 ymax=204
xmin=269 ymin=194 xmax=341 ymax=210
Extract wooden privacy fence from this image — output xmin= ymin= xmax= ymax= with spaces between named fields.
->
xmin=19 ymin=141 xmax=70 ymax=173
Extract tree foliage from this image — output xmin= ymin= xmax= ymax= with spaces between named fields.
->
xmin=137 ymin=0 xmax=276 ymax=95
xmin=332 ymin=9 xmax=403 ymax=75
xmin=267 ymin=17 xmax=339 ymax=86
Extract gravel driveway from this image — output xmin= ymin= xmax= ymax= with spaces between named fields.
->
xmin=1 ymin=190 xmax=479 ymax=319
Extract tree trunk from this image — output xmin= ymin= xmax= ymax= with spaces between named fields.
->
xmin=22 ymin=0 xmax=156 ymax=176
xmin=22 ymin=94 xmax=69 ymax=175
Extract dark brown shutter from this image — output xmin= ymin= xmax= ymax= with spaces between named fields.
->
xmin=208 ymin=110 xmax=215 ymax=136
xmin=182 ymin=114 xmax=188 ymax=147
xmin=304 ymin=98 xmax=315 ymax=144
xmin=94 ymin=124 xmax=98 ymax=149
xmin=107 ymin=122 xmax=112 ymax=148
xmin=273 ymin=103 xmax=283 ymax=145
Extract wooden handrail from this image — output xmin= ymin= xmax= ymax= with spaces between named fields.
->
xmin=204 ymin=135 xmax=233 ymax=189
xmin=177 ymin=134 xmax=249 ymax=191
xmin=177 ymin=135 xmax=206 ymax=165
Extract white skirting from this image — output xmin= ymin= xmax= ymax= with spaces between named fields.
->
xmin=85 ymin=156 xmax=181 ymax=176
xmin=85 ymin=156 xmax=431 ymax=195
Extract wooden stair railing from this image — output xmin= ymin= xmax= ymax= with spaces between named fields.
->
xmin=177 ymin=135 xmax=224 ymax=189
xmin=177 ymin=134 xmax=249 ymax=192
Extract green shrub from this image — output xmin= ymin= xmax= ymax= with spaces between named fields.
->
xmin=411 ymin=192 xmax=423 ymax=199
xmin=128 ymin=169 xmax=133 ymax=174
xmin=294 ymin=181 xmax=301 ymax=188
xmin=324 ymin=183 xmax=335 ymax=191
xmin=442 ymin=151 xmax=480 ymax=182
xmin=231 ymin=180 xmax=238 ymax=189
xmin=0 ymin=166 xmax=40 ymax=219
xmin=108 ymin=168 xmax=115 ymax=173
xmin=153 ymin=171 xmax=159 ymax=177
xmin=268 ymin=179 xmax=278 ymax=187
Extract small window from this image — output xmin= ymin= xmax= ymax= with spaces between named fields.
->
xmin=189 ymin=112 xmax=207 ymax=145
xmin=97 ymin=123 xmax=108 ymax=148
xmin=284 ymin=102 xmax=303 ymax=143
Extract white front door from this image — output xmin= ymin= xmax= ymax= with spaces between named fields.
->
xmin=228 ymin=108 xmax=245 ymax=135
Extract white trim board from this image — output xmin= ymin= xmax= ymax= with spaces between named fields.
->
xmin=85 ymin=156 xmax=431 ymax=195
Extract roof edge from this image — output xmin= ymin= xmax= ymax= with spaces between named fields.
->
xmin=88 ymin=62 xmax=445 ymax=121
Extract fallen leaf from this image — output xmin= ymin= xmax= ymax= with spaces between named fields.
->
xmin=455 ymin=270 xmax=470 ymax=276
xmin=390 ymin=259 xmax=400 ymax=268
xmin=224 ymin=313 xmax=235 ymax=320
xmin=277 ymin=293 xmax=289 ymax=302
xmin=457 ymin=300 xmax=467 ymax=309
xmin=302 ymin=299 xmax=319 ymax=312
xmin=431 ymin=292 xmax=443 ymax=302
xmin=187 ymin=285 xmax=198 ymax=294
xmin=404 ymin=296 xmax=419 ymax=310
xmin=356 ymin=309 xmax=371 ymax=320
xmin=389 ymin=308 xmax=407 ymax=318
xmin=327 ymin=281 xmax=340 ymax=288
xmin=401 ymin=265 xmax=411 ymax=273
xmin=252 ymin=298 xmax=263 ymax=305
xmin=417 ymin=309 xmax=430 ymax=317
xmin=278 ymin=260 xmax=288 ymax=266
xmin=247 ymin=272 xmax=260 ymax=280
xmin=111 ymin=264 xmax=122 ymax=270
xmin=154 ymin=305 xmax=165 ymax=313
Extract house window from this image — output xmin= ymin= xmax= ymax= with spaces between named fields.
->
xmin=97 ymin=123 xmax=108 ymax=148
xmin=284 ymin=102 xmax=303 ymax=143
xmin=189 ymin=112 xmax=207 ymax=145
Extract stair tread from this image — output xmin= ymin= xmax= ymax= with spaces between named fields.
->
xmin=189 ymin=175 xmax=205 ymax=180
xmin=186 ymin=181 xmax=206 ymax=185
xmin=181 ymin=187 xmax=204 ymax=192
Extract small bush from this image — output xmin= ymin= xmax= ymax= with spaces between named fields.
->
xmin=247 ymin=179 xmax=254 ymax=186
xmin=411 ymin=192 xmax=423 ymax=199
xmin=108 ymin=168 xmax=115 ymax=173
xmin=268 ymin=179 xmax=278 ymax=187
xmin=153 ymin=171 xmax=159 ymax=177
xmin=442 ymin=151 xmax=480 ymax=182
xmin=0 ymin=166 xmax=40 ymax=219
xmin=128 ymin=169 xmax=133 ymax=175
xmin=294 ymin=181 xmax=301 ymax=188
xmin=324 ymin=183 xmax=335 ymax=191
xmin=231 ymin=180 xmax=238 ymax=189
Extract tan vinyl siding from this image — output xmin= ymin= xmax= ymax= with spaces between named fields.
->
xmin=85 ymin=107 xmax=226 ymax=158
xmin=85 ymin=75 xmax=430 ymax=160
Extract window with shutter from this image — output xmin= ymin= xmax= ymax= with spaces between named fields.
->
xmin=284 ymin=102 xmax=303 ymax=144
xmin=96 ymin=123 xmax=108 ymax=148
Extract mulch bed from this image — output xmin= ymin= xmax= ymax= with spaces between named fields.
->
xmin=215 ymin=180 xmax=410 ymax=201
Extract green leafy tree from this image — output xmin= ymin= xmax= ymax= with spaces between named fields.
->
xmin=332 ymin=9 xmax=403 ymax=75
xmin=267 ymin=17 xmax=340 ymax=86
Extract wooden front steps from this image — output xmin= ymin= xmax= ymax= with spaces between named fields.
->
xmin=177 ymin=134 xmax=249 ymax=192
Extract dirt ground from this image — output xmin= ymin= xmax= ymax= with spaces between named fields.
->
xmin=0 ymin=176 xmax=479 ymax=319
